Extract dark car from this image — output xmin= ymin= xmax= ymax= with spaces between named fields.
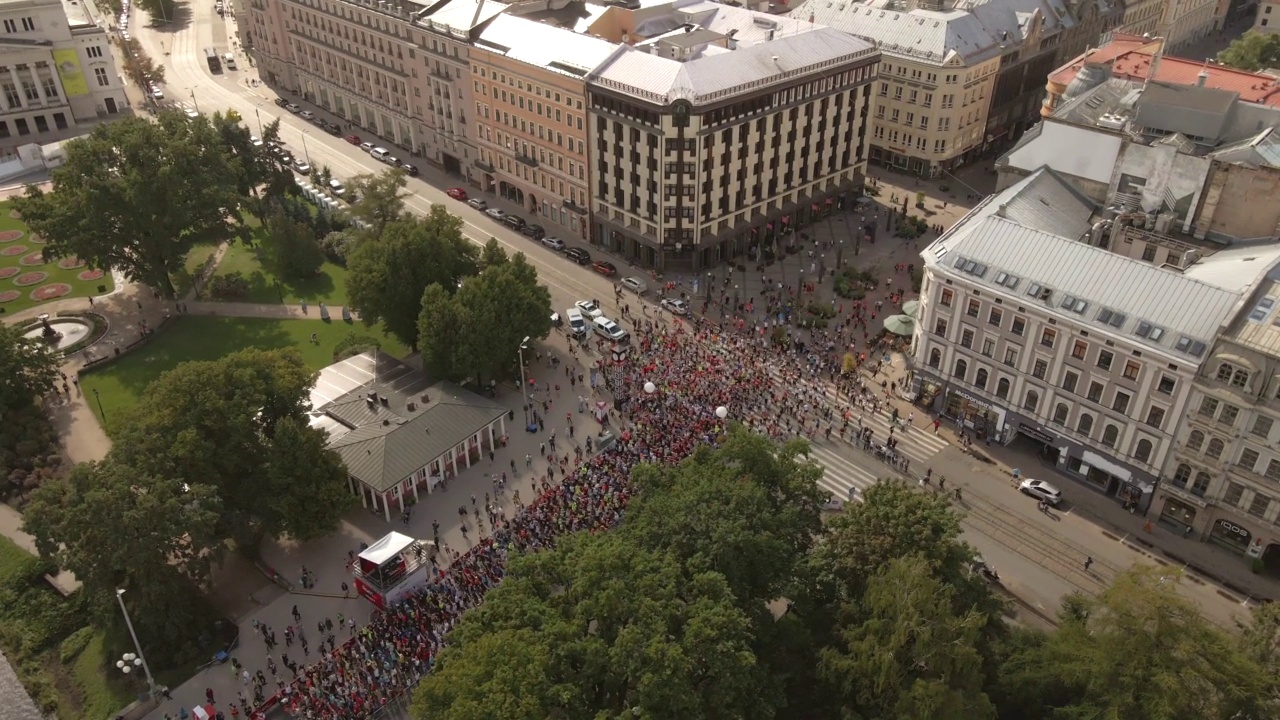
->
xmin=564 ymin=247 xmax=592 ymax=265
xmin=592 ymin=260 xmax=617 ymax=277
xmin=521 ymin=224 xmax=545 ymax=240
xmin=502 ymin=215 xmax=527 ymax=231
xmin=400 ymin=163 xmax=419 ymax=176
xmin=274 ymin=97 xmax=288 ymax=108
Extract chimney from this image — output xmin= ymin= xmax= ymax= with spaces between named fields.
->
xmin=996 ymin=203 xmax=1008 ymax=217
xmin=1196 ymin=69 xmax=1208 ymax=87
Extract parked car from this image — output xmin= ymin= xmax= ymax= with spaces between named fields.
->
xmin=359 ymin=142 xmax=375 ymax=153
xmin=292 ymin=158 xmax=311 ymax=174
xmin=249 ymin=135 xmax=264 ymax=147
xmin=274 ymin=97 xmax=288 ymax=108
xmin=467 ymin=198 xmax=488 ymax=211
xmin=1019 ymin=478 xmax=1062 ymax=506
xmin=575 ymin=300 xmax=604 ymax=320
xmin=328 ymin=179 xmax=346 ymax=196
xmin=619 ymin=276 xmax=648 ymax=295
xmin=149 ymin=85 xmax=164 ymax=99
xmin=660 ymin=298 xmax=689 ymax=315
xmin=298 ymin=110 xmax=316 ymax=121
xmin=284 ymin=103 xmax=301 ymax=113
xmin=400 ymin=163 xmax=419 ymax=176
xmin=565 ymin=308 xmax=587 ymax=337
xmin=344 ymin=134 xmax=362 ymax=145
xmin=276 ymin=152 xmax=294 ymax=166
xmin=564 ymin=247 xmax=591 ymax=265
xmin=542 ymin=236 xmax=566 ymax=251
xmin=447 ymin=187 xmax=468 ymax=201
xmin=592 ymin=260 xmax=617 ymax=277
xmin=502 ymin=215 xmax=526 ymax=231
xmin=521 ymin=224 xmax=545 ymax=240
xmin=484 ymin=208 xmax=506 ymax=221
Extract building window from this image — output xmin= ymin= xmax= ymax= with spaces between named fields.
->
xmin=1112 ymin=391 xmax=1131 ymax=414
xmin=954 ymin=358 xmax=967 ymax=380
xmin=1052 ymin=403 xmax=1069 ymax=425
xmin=1221 ymin=404 xmax=1241 ymax=427
xmin=940 ymin=288 xmax=953 ymax=307
xmin=1239 ymin=448 xmax=1261 ymax=472
xmin=1062 ymin=371 xmax=1079 ymax=394
xmin=988 ymin=308 xmax=1002 ymax=327
xmin=1145 ymin=405 xmax=1165 ymax=429
xmin=1134 ymin=439 xmax=1153 ymax=463
xmin=1071 ymin=339 xmax=1087 ymax=359
xmin=966 ymin=298 xmax=980 ymax=318
xmin=928 ymin=348 xmax=941 ymax=369
xmin=1087 ymin=381 xmax=1104 ymax=403
xmin=960 ymin=328 xmax=974 ymax=349
xmin=1266 ymin=459 xmax=1280 ymax=481
xmin=975 ymin=368 xmax=988 ymax=390
xmin=1157 ymin=375 xmax=1176 ymax=395
xmin=1032 ymin=359 xmax=1048 ymax=380
xmin=1187 ymin=429 xmax=1205 ymax=452
xmin=1040 ymin=328 xmax=1056 ymax=348
xmin=87 ymin=45 xmax=104 ymax=58
xmin=1011 ymin=316 xmax=1026 ymax=335
xmin=982 ymin=339 xmax=995 ymax=358
xmin=1024 ymin=389 xmax=1039 ymax=412
xmin=1097 ymin=350 xmax=1114 ymax=371
xmin=1102 ymin=424 xmax=1120 ymax=448
xmin=1077 ymin=413 xmax=1094 ymax=436
xmin=996 ymin=377 xmax=1010 ymax=400
xmin=1224 ymin=482 xmax=1246 ymax=507
xmin=1003 ymin=347 xmax=1018 ymax=366
xmin=934 ymin=318 xmax=948 ymax=336
xmin=1205 ymin=437 xmax=1225 ymax=460
xmin=1253 ymin=416 xmax=1274 ymax=440
xmin=1171 ymin=463 xmax=1191 ymax=488
xmin=1250 ymin=493 xmax=1272 ymax=518
xmin=1216 ymin=363 xmax=1250 ymax=388
xmin=1123 ymin=360 xmax=1140 ymax=380
xmin=1198 ymin=396 xmax=1219 ymax=418
xmin=1191 ymin=472 xmax=1210 ymax=497
xmin=93 ymin=67 xmax=109 ymax=87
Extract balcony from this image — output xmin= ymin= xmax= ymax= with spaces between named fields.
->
xmin=474 ymin=159 xmax=495 ymax=173
xmin=514 ymin=153 xmax=538 ymax=168
xmin=563 ymin=197 xmax=587 ymax=215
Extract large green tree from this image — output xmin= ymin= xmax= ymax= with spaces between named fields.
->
xmin=108 ymin=348 xmax=352 ymax=544
xmin=999 ymin=566 xmax=1278 ymax=720
xmin=262 ymin=205 xmax=325 ymax=280
xmin=449 ymin=252 xmax=551 ymax=385
xmin=0 ymin=323 xmax=59 ymax=415
xmin=347 ymin=207 xmax=477 ymax=349
xmin=11 ymin=112 xmax=243 ymax=297
xmin=346 ymin=169 xmax=409 ymax=235
xmin=1217 ymin=31 xmax=1280 ymax=72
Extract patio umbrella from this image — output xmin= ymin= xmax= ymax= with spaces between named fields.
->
xmin=883 ymin=314 xmax=916 ymax=336
xmin=902 ymin=300 xmax=921 ymax=318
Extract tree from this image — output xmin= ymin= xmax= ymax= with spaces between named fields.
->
xmin=262 ymin=206 xmax=325 ymax=279
xmin=450 ymin=252 xmax=551 ymax=385
xmin=347 ymin=208 xmax=477 ymax=349
xmin=0 ymin=323 xmax=59 ymax=415
xmin=347 ymin=169 xmax=409 ymax=235
xmin=817 ymin=556 xmax=998 ymax=720
xmin=479 ymin=237 xmax=508 ymax=269
xmin=108 ymin=348 xmax=352 ymax=545
xmin=1000 ymin=566 xmax=1278 ymax=720
xmin=22 ymin=460 xmax=223 ymax=660
xmin=119 ymin=37 xmax=164 ymax=91
xmin=11 ymin=113 xmax=243 ymax=297
xmin=416 ymin=283 xmax=466 ymax=381
xmin=1217 ymin=31 xmax=1280 ymax=72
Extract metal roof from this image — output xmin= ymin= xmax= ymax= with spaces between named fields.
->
xmin=1132 ymin=83 xmax=1238 ymax=142
xmin=417 ymin=0 xmax=507 ymax=36
xmin=476 ymin=14 xmax=619 ymax=77
xmin=311 ymin=352 xmax=507 ymax=492
xmin=1225 ymin=271 xmax=1280 ymax=356
xmin=924 ymin=169 xmax=1280 ymax=358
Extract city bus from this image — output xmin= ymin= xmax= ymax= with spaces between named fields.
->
xmin=205 ymin=47 xmax=221 ymax=73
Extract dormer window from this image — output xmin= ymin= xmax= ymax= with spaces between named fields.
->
xmin=1216 ymin=362 xmax=1250 ymax=389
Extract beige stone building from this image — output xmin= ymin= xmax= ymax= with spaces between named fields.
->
xmin=1255 ymin=0 xmax=1280 ymax=32
xmin=469 ymin=14 xmax=615 ymax=241
xmin=1118 ymin=0 xmax=1164 ymax=35
xmin=583 ymin=0 xmax=879 ymax=271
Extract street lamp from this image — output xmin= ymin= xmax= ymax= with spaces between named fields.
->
xmin=92 ymin=387 xmax=105 ymax=421
xmin=518 ymin=337 xmax=531 ymax=428
xmin=715 ymin=406 xmax=728 ymax=419
xmin=643 ymin=381 xmax=656 ymax=395
xmin=188 ymin=88 xmax=199 ymax=114
xmin=117 ymin=653 xmax=142 ymax=675
xmin=301 ymin=130 xmax=312 ymax=165
xmin=114 ymin=589 xmax=158 ymax=700
xmin=254 ymin=107 xmax=263 ymax=134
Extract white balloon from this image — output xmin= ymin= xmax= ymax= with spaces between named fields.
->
xmin=644 ymin=381 xmax=656 ymax=394
xmin=715 ymin=406 xmax=728 ymax=419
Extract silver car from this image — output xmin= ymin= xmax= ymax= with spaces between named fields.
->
xmin=1019 ymin=478 xmax=1062 ymax=506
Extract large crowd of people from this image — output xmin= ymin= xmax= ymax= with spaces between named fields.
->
xmin=251 ymin=269 xmax=916 ymax=719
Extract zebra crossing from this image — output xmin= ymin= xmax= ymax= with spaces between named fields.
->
xmin=801 ymin=377 xmax=951 ymax=467
xmin=804 ymin=441 xmax=882 ymax=503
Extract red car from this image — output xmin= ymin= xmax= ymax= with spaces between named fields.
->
xmin=592 ymin=260 xmax=618 ymax=277
xmin=343 ymin=134 xmax=361 ymax=145
xmin=446 ymin=187 xmax=467 ymax=201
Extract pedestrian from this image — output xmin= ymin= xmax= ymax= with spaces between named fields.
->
xmin=938 ymin=477 xmax=946 ymax=491
xmin=292 ymin=604 xmax=300 ymax=622
xmin=341 ymin=581 xmax=349 ymax=597
xmin=1084 ymin=556 xmax=1094 ymax=571
xmin=207 ymin=687 xmax=216 ymax=703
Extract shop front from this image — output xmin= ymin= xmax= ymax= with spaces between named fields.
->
xmin=942 ymin=388 xmax=1006 ymax=441
xmin=1062 ymin=449 xmax=1154 ymax=509
xmin=1158 ymin=495 xmax=1200 ymax=534
xmin=1206 ymin=517 xmax=1253 ymax=555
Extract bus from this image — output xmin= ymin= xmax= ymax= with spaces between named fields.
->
xmin=205 ymin=47 xmax=221 ymax=73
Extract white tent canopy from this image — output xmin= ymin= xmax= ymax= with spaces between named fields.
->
xmin=359 ymin=531 xmax=415 ymax=565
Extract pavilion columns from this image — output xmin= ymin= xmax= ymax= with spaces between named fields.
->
xmin=487 ymin=423 xmax=495 ymax=452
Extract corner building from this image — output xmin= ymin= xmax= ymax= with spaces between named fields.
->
xmin=584 ymin=2 xmax=878 ymax=271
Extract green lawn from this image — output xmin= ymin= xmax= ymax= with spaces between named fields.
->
xmin=69 ymin=632 xmax=141 ymax=720
xmin=80 ymin=315 xmax=409 ymax=430
xmin=0 ymin=202 xmax=117 ymax=315
xmin=207 ymin=226 xmax=350 ymax=306
xmin=173 ymin=240 xmax=221 ymax=298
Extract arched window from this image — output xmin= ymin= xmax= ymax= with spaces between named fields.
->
xmin=1053 ymin=403 xmax=1069 ymax=425
xmin=954 ymin=358 xmax=967 ymax=380
xmin=1216 ymin=363 xmax=1236 ymax=383
xmin=1077 ymin=413 xmax=1094 ymax=437
xmin=1191 ymin=472 xmax=1211 ymax=497
xmin=1134 ymin=438 xmax=1153 ymax=463
xmin=975 ymin=368 xmax=989 ymax=390
xmin=1102 ymin=424 xmax=1119 ymax=448
xmin=1186 ymin=429 xmax=1205 ymax=451
xmin=996 ymin=378 xmax=1010 ymax=400
xmin=1233 ymin=369 xmax=1250 ymax=388
xmin=1024 ymin=390 xmax=1039 ymax=412
xmin=1205 ymin=437 xmax=1225 ymax=459
xmin=928 ymin=348 xmax=941 ymax=369
xmin=1172 ymin=463 xmax=1191 ymax=488
xmin=1217 ymin=362 xmax=1251 ymax=389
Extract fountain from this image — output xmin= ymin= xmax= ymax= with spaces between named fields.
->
xmin=23 ymin=314 xmax=91 ymax=353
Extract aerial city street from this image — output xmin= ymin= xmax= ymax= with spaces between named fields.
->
xmin=2 ymin=0 xmax=1280 ymax=715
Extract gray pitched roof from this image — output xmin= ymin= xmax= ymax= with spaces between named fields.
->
xmin=312 ymin=352 xmax=508 ymax=492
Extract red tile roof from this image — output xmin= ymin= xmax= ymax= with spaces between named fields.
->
xmin=1048 ymin=33 xmax=1280 ymax=107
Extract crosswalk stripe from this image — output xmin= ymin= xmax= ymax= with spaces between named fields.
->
xmin=804 ymin=442 xmax=883 ymax=503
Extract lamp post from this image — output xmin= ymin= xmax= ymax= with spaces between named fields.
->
xmin=115 ymin=589 xmax=158 ymax=700
xmin=117 ymin=652 xmax=142 ymax=676
xmin=188 ymin=88 xmax=199 ymax=114
xmin=518 ymin=337 xmax=531 ymax=428
xmin=92 ymin=387 xmax=105 ymax=422
xmin=255 ymin=107 xmax=263 ymax=134
xmin=301 ymin=130 xmax=312 ymax=165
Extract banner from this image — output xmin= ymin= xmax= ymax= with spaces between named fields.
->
xmin=53 ymin=49 xmax=89 ymax=97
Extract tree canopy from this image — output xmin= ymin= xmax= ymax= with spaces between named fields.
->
xmin=346 ymin=169 xmax=409 ymax=236
xmin=11 ymin=112 xmax=244 ymax=297
xmin=1217 ymin=31 xmax=1280 ymax=72
xmin=417 ymin=246 xmax=552 ymax=385
xmin=0 ymin=323 xmax=59 ymax=416
xmin=347 ymin=207 xmax=478 ymax=349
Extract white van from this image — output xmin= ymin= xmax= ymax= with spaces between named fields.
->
xmin=593 ymin=316 xmax=628 ymax=343
xmin=223 ymin=53 xmax=238 ymax=70
xmin=369 ymin=147 xmax=390 ymax=162
xmin=566 ymin=308 xmax=587 ymax=337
